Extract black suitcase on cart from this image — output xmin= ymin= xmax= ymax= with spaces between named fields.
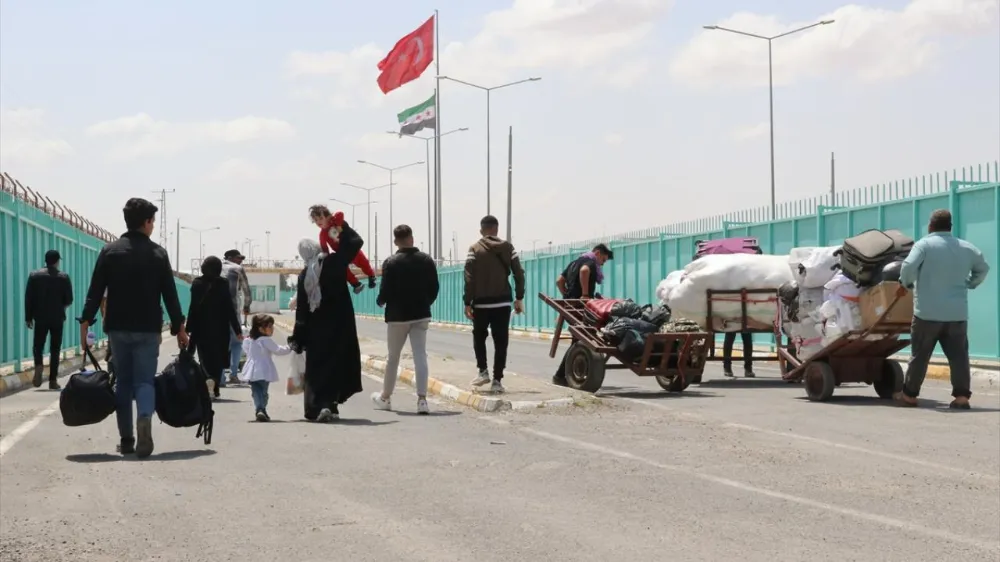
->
xmin=837 ymin=229 xmax=914 ymax=285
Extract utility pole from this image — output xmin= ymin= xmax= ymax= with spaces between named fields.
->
xmin=151 ymin=188 xmax=176 ymax=257
xmin=373 ymin=211 xmax=379 ymax=265
xmin=505 ymin=125 xmax=513 ymax=244
xmin=830 ymin=151 xmax=836 ymax=204
xmin=175 ymin=218 xmax=180 ymax=273
xmin=265 ymin=231 xmax=271 ymax=262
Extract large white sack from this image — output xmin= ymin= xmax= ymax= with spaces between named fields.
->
xmin=655 ymin=270 xmax=686 ymax=304
xmin=664 ymin=254 xmax=793 ymax=331
xmin=789 ymin=246 xmax=841 ymax=289
xmin=797 ymin=287 xmax=825 ymax=321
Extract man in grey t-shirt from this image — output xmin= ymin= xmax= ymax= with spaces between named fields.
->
xmin=222 ymin=249 xmax=252 ymax=384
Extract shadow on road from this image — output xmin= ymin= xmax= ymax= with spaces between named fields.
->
xmin=65 ymin=449 xmax=217 ymax=463
xmin=696 ymin=379 xmax=798 ymax=389
xmin=394 ymin=410 xmax=462 ymax=417
xmin=291 ymin=418 xmax=398 ymax=427
xmin=794 ymin=395 xmax=944 ymax=408
xmin=597 ymin=389 xmax=718 ymax=400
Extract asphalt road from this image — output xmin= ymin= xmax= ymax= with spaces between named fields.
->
xmin=1 ymin=322 xmax=998 ymax=561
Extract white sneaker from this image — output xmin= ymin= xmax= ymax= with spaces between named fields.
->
xmin=317 ymin=408 xmax=337 ymax=422
xmin=490 ymin=380 xmax=505 ymax=394
xmin=417 ymin=398 xmax=430 ymax=415
xmin=371 ymin=392 xmax=391 ymax=411
xmin=471 ymin=371 xmax=491 ymax=387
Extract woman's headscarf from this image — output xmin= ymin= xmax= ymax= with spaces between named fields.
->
xmin=200 ymin=256 xmax=223 ymax=279
xmin=298 ymin=238 xmax=323 ymax=312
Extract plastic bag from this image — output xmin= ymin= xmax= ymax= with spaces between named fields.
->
xmin=792 ymin=246 xmax=841 ymax=288
xmin=285 ymin=352 xmax=306 ymax=396
xmin=617 ymin=329 xmax=647 ymax=362
xmin=875 ymin=260 xmax=903 ymax=283
xmin=610 ymin=299 xmax=643 ymax=320
xmin=640 ymin=304 xmax=671 ymax=328
xmin=602 ymin=317 xmax=658 ymax=344
xmin=778 ymin=281 xmax=799 ymax=322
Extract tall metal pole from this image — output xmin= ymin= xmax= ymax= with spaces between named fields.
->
xmin=388 ymin=169 xmax=394 ymax=240
xmin=768 ymin=39 xmax=776 ymax=220
xmin=506 ymin=125 xmax=513 ymax=243
xmin=433 ymin=10 xmax=442 ymax=262
xmin=830 ymin=151 xmax=836 ymax=204
xmin=366 ymin=189 xmax=372 ymax=250
xmin=486 ymin=89 xmax=491 ymax=215
xmin=374 ymin=211 xmax=379 ymax=265
xmin=265 ymin=230 xmax=271 ymax=260
xmin=425 ymin=138 xmax=432 ymax=253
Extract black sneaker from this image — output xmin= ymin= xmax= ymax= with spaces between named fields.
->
xmin=255 ymin=410 xmax=267 ymax=422
xmin=723 ymin=369 xmax=735 ymax=378
xmin=262 ymin=409 xmax=272 ymax=422
xmin=117 ymin=437 xmax=135 ymax=455
xmin=48 ymin=381 xmax=61 ymax=390
xmin=135 ymin=416 xmax=154 ymax=459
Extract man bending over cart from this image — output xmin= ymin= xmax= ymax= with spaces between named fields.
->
xmin=552 ymin=243 xmax=614 ymax=386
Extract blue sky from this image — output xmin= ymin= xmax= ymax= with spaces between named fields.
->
xmin=2 ymin=0 xmax=998 ymax=268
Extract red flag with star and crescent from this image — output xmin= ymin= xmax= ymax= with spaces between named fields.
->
xmin=376 ymin=15 xmax=435 ymax=94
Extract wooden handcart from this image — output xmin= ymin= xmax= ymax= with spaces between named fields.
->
xmin=698 ymin=288 xmax=789 ymax=382
xmin=778 ymin=293 xmax=911 ymax=402
xmin=539 ymin=293 xmax=710 ymax=394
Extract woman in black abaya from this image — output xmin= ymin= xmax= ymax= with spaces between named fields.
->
xmin=186 ymin=256 xmax=242 ymax=399
xmin=290 ymin=217 xmax=364 ymax=422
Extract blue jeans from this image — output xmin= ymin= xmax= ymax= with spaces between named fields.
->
xmin=249 ymin=380 xmax=269 ymax=411
xmin=226 ymin=331 xmax=242 ymax=383
xmin=108 ymin=331 xmax=161 ymax=440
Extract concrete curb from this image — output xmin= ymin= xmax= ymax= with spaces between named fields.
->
xmin=351 ymin=316 xmax=998 ymax=385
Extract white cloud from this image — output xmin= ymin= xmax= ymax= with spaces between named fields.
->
xmin=0 ymin=108 xmax=74 ymax=166
xmin=205 ymin=158 xmax=264 ymax=183
xmin=86 ymin=113 xmax=297 ymax=158
xmin=604 ymin=132 xmax=625 ymax=145
xmin=730 ymin=122 xmax=769 ymax=141
xmin=352 ymin=131 xmax=411 ymax=152
xmin=285 ymin=0 xmax=673 ymax=108
xmin=669 ymin=0 xmax=1000 ymax=88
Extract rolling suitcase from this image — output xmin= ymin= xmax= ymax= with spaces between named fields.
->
xmin=837 ymin=229 xmax=913 ymax=285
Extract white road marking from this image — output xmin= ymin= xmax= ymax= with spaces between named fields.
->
xmin=0 ymin=399 xmax=60 ymax=458
xmin=520 ymin=426 xmax=999 ymax=553
xmin=616 ymin=396 xmax=999 ymax=482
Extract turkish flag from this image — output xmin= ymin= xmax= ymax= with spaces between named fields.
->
xmin=376 ymin=15 xmax=435 ymax=94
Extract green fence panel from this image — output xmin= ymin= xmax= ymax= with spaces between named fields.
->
xmin=2 ymin=189 xmax=191 ymax=371
xmin=351 ymin=162 xmax=1000 ymax=359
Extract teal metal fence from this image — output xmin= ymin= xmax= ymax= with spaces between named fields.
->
xmin=352 ymin=161 xmax=1000 ymax=359
xmin=1 ymin=175 xmax=191 ymax=371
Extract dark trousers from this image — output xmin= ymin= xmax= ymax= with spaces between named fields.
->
xmin=722 ymin=331 xmax=753 ymax=372
xmin=472 ymin=306 xmax=512 ymax=380
xmin=32 ymin=323 xmax=64 ymax=382
xmin=904 ymin=317 xmax=971 ymax=399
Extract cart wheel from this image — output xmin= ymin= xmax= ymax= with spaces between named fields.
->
xmin=874 ymin=359 xmax=904 ymax=399
xmin=655 ymin=375 xmax=688 ymax=392
xmin=804 ymin=361 xmax=836 ymax=402
xmin=565 ymin=344 xmax=606 ymax=393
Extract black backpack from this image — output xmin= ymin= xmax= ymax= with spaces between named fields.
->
xmin=60 ymin=348 xmax=116 ymax=427
xmin=154 ymin=349 xmax=214 ymax=444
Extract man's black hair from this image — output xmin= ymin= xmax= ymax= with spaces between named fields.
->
xmin=123 ymin=198 xmax=158 ymax=231
xmin=393 ymin=224 xmax=413 ymax=241
xmin=44 ymin=249 xmax=61 ymax=266
xmin=929 ymin=209 xmax=953 ymax=232
xmin=593 ymin=243 xmax=614 ymax=260
xmin=480 ymin=215 xmax=499 ymax=229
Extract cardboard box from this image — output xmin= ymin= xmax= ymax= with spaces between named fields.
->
xmin=859 ymin=281 xmax=913 ymax=328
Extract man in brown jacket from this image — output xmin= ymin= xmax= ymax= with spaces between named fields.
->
xmin=464 ymin=215 xmax=525 ymax=393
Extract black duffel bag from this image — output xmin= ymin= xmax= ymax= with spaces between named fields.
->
xmin=154 ymin=348 xmax=214 ymax=445
xmin=60 ymin=347 xmax=116 ymax=427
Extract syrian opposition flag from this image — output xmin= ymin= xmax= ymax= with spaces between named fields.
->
xmin=397 ymin=93 xmax=436 ymax=136
xmin=377 ymin=15 xmax=435 ymax=95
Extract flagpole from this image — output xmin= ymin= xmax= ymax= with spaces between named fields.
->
xmin=433 ymin=9 xmax=442 ymax=262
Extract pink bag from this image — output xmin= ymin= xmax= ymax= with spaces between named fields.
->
xmin=695 ymin=237 xmax=761 ymax=258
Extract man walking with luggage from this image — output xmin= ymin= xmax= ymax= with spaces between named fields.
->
xmin=371 ymin=224 xmax=439 ymax=414
xmin=222 ymin=249 xmax=252 ymax=386
xmin=464 ymin=215 xmax=525 ymax=393
xmin=895 ymin=209 xmax=989 ymax=409
xmin=24 ymin=249 xmax=74 ymax=389
xmin=79 ymin=197 xmax=188 ymax=458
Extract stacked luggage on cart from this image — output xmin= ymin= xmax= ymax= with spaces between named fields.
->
xmin=837 ymin=229 xmax=913 ymax=286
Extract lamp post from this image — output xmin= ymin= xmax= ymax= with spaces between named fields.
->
xmin=702 ymin=20 xmax=835 ymax=220
xmin=330 ymin=197 xmax=379 ymax=226
xmin=341 ymin=181 xmax=393 ymax=261
xmin=386 ymin=127 xmax=469 ymax=256
xmin=181 ymin=225 xmax=220 ymax=263
xmin=357 ymin=159 xmax=424 ymax=245
xmin=438 ymin=76 xmax=541 ymax=215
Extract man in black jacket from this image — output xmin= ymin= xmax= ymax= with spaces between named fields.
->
xmin=371 ymin=225 xmax=439 ymax=415
xmin=25 ymin=249 xmax=74 ymax=389
xmin=78 ymin=197 xmax=188 ymax=459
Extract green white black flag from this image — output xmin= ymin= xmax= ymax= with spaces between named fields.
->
xmin=397 ymin=93 xmax=436 ymax=136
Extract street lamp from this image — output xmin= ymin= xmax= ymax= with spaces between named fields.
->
xmin=341 ymin=181 xmax=393 ymax=262
xmin=356 ymin=160 xmax=424 ymax=246
xmin=702 ymin=20 xmax=835 ymax=219
xmin=386 ymin=127 xmax=469 ymax=256
xmin=330 ymin=197 xmax=379 ymax=225
xmin=438 ymin=75 xmax=541 ymax=215
xmin=181 ymin=225 xmax=220 ymax=263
